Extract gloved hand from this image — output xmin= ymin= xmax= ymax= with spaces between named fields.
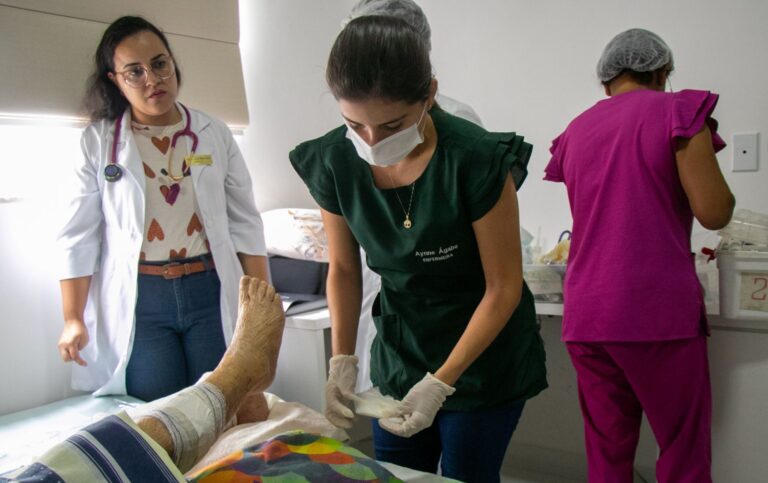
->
xmin=324 ymin=354 xmax=359 ymax=428
xmin=379 ymin=372 xmax=456 ymax=437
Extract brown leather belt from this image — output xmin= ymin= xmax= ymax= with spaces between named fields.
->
xmin=138 ymin=258 xmax=215 ymax=279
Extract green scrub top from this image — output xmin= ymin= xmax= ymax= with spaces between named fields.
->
xmin=290 ymin=108 xmax=547 ymax=410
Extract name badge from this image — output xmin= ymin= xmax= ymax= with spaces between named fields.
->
xmin=186 ymin=154 xmax=213 ymax=166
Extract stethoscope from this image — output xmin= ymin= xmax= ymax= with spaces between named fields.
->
xmin=104 ymin=103 xmax=199 ymax=182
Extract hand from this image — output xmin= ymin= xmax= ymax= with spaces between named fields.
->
xmin=58 ymin=319 xmax=89 ymax=366
xmin=379 ymin=373 xmax=455 ymax=437
xmin=325 ymin=354 xmax=359 ymax=428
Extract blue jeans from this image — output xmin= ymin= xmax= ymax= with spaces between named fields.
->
xmin=372 ymin=400 xmax=526 ymax=483
xmin=126 ymin=262 xmax=226 ymax=402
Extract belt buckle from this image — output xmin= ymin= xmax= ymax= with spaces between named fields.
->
xmin=162 ymin=262 xmax=182 ymax=280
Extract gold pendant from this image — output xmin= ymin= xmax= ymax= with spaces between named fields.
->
xmin=403 ymin=217 xmax=412 ymax=229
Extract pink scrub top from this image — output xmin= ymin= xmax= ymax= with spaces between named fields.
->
xmin=545 ymin=89 xmax=725 ymax=342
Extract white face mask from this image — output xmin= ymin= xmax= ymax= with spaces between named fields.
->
xmin=345 ymin=104 xmax=427 ymax=167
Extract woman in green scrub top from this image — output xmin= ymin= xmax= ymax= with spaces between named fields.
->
xmin=290 ymin=16 xmax=547 ymax=482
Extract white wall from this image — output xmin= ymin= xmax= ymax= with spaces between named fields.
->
xmin=0 ymin=124 xmax=86 ymax=415
xmin=236 ymin=0 xmax=356 ymax=214
xmin=239 ymin=0 xmax=767 ymax=250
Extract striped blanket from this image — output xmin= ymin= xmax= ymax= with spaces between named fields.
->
xmin=0 ymin=411 xmax=184 ymax=482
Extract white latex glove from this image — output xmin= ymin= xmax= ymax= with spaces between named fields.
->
xmin=379 ymin=372 xmax=456 ymax=437
xmin=325 ymin=354 xmax=359 ymax=428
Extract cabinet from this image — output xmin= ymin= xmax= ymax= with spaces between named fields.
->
xmin=267 ymin=309 xmax=331 ymax=413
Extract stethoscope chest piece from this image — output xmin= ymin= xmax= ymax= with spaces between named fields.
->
xmin=104 ymin=163 xmax=123 ymax=182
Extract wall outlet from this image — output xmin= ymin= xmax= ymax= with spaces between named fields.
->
xmin=732 ymin=133 xmax=759 ymax=172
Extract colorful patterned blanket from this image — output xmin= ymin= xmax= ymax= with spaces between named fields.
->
xmin=188 ymin=431 xmax=402 ymax=482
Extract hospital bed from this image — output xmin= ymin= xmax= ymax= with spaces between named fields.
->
xmin=0 ymin=393 xmax=455 ymax=482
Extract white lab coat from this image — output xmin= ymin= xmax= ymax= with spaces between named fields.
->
xmin=435 ymin=93 xmax=484 ymax=128
xmin=57 ymin=104 xmax=266 ymax=395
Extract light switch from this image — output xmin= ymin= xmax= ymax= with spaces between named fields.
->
xmin=732 ymin=133 xmax=759 ymax=172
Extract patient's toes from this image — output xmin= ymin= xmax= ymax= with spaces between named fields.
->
xmin=265 ymin=282 xmax=279 ymax=304
xmin=239 ymin=276 xmax=251 ymax=306
xmin=262 ymin=282 xmax=280 ymax=309
xmin=247 ymin=280 xmax=283 ymax=318
xmin=245 ymin=277 xmax=258 ymax=302
xmin=256 ymin=279 xmax=269 ymax=302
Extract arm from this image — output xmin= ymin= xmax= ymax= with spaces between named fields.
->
xmin=320 ymin=209 xmax=364 ymax=428
xmin=676 ymin=124 xmax=735 ymax=230
xmin=434 ymin=173 xmax=524 ymax=385
xmin=56 ymin=128 xmax=105 ymax=366
xmin=320 ymin=209 xmax=363 ymax=355
xmin=237 ymin=253 xmax=269 ymax=281
xmin=58 ymin=276 xmax=92 ymax=366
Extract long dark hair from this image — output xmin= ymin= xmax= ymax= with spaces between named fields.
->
xmin=83 ymin=16 xmax=181 ymax=122
xmin=326 ymin=15 xmax=432 ymax=104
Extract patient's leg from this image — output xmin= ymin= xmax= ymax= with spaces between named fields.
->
xmin=235 ymin=388 xmax=271 ymax=424
xmin=136 ymin=276 xmax=285 ymax=471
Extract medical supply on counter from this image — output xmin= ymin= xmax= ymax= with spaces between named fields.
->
xmin=520 ymin=226 xmax=535 ymax=264
xmin=717 ymin=245 xmax=768 ymax=320
xmin=719 ymin=209 xmax=768 ymax=247
xmin=524 ymin=231 xmax=569 ymax=303
xmin=696 ymin=249 xmax=720 ymax=314
xmin=524 ymin=263 xmax=566 ymax=303
xmin=537 ymin=230 xmax=571 ymax=265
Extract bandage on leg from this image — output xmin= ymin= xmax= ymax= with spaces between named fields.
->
xmin=145 ymin=381 xmax=226 ymax=472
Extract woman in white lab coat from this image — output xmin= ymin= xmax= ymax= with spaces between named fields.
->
xmin=56 ymin=16 xmax=268 ymax=401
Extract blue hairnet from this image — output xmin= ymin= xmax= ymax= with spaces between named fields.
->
xmin=597 ymin=28 xmax=674 ymax=82
xmin=347 ymin=0 xmax=431 ymax=50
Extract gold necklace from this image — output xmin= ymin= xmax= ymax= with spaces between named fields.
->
xmin=386 ymin=171 xmax=415 ymax=229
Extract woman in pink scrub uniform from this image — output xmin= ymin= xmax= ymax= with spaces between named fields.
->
xmin=545 ymin=28 xmax=734 ymax=482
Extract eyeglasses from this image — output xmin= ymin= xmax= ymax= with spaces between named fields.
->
xmin=114 ymin=56 xmax=175 ymax=88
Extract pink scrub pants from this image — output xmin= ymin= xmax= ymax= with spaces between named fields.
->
xmin=567 ymin=336 xmax=711 ymax=483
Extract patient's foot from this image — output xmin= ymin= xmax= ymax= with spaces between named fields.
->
xmin=207 ymin=277 xmax=285 ymax=419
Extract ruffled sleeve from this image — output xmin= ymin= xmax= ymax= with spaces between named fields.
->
xmin=544 ymin=132 xmax=565 ymax=182
xmin=671 ymin=89 xmax=726 ymax=153
xmin=289 ymin=138 xmax=342 ymax=215
xmin=463 ymin=131 xmax=532 ymax=221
